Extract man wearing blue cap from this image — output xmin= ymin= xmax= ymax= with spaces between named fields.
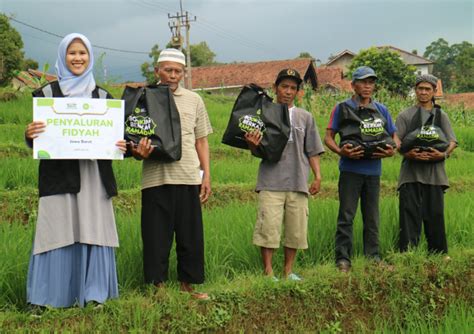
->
xmin=324 ymin=66 xmax=399 ymax=272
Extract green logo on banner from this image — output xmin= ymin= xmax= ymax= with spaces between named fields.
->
xmin=37 ymin=150 xmax=51 ymax=159
xmin=37 ymin=99 xmax=54 ymax=107
xmin=107 ymin=100 xmax=122 ymax=109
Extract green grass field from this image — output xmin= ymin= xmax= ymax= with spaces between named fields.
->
xmin=0 ymin=88 xmax=473 ymax=332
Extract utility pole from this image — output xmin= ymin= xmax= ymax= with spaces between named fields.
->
xmin=168 ymin=0 xmax=196 ymax=89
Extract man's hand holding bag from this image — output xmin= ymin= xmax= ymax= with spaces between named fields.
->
xmin=122 ymin=84 xmax=182 ymax=161
xmin=221 ymin=84 xmax=290 ymax=163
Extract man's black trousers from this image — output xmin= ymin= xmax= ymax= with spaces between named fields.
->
xmin=399 ymin=182 xmax=447 ymax=253
xmin=335 ymin=171 xmax=381 ymax=263
xmin=141 ymin=185 xmax=204 ymax=285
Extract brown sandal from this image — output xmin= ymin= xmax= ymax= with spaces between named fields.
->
xmin=190 ymin=292 xmax=210 ymax=300
xmin=180 ymin=282 xmax=210 ymax=300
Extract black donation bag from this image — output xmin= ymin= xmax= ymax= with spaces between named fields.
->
xmin=338 ymin=102 xmax=395 ymax=159
xmin=399 ymin=106 xmax=449 ymax=154
xmin=122 ymin=84 xmax=181 ymax=161
xmin=221 ymin=84 xmax=291 ymax=163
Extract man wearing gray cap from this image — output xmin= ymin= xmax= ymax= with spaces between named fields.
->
xmin=325 ymin=66 xmax=399 ymax=272
xmin=130 ymin=48 xmax=213 ymax=299
xmin=396 ymin=74 xmax=457 ymax=254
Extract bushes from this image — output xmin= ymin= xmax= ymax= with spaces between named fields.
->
xmin=0 ymin=87 xmax=21 ymax=102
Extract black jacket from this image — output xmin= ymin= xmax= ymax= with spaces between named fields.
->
xmin=32 ymin=81 xmax=118 ymax=198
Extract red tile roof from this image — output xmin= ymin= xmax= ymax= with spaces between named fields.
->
xmin=316 ymin=66 xmax=352 ymax=92
xmin=14 ymin=71 xmax=40 ymax=88
xmin=435 ymin=79 xmax=443 ymax=98
xmin=13 ymin=69 xmax=57 ymax=89
xmin=444 ymin=92 xmax=474 ymax=109
xmin=191 ymin=58 xmax=316 ymax=90
xmin=28 ymin=69 xmax=57 ymax=82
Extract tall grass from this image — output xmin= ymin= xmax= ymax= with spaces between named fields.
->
xmin=1 ymin=149 xmax=473 ymax=192
xmin=2 ymin=192 xmax=472 ymax=309
xmin=454 ymin=126 xmax=474 ymax=152
xmin=381 ymin=302 xmax=474 ymax=334
xmin=0 ymin=124 xmax=27 ymax=144
xmin=0 ymin=93 xmax=32 ymax=125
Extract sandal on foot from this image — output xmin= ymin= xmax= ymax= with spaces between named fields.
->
xmin=287 ymin=273 xmax=302 ymax=281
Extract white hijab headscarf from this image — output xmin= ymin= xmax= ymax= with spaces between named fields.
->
xmin=55 ymin=33 xmax=96 ymax=97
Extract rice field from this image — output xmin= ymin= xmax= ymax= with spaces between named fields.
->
xmin=0 ymin=88 xmax=473 ymax=332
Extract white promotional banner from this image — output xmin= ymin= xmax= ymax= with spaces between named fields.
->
xmin=33 ymin=97 xmax=124 ymax=160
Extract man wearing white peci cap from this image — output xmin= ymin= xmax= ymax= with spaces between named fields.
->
xmin=130 ymin=48 xmax=213 ymax=299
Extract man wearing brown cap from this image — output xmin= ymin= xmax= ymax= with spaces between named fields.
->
xmin=245 ymin=69 xmax=325 ymax=280
xmin=396 ymin=74 xmax=457 ymax=254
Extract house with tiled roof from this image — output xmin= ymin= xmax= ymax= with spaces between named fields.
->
xmin=316 ymin=66 xmax=352 ymax=92
xmin=12 ymin=69 xmax=56 ymax=89
xmin=325 ymin=49 xmax=356 ymax=75
xmin=190 ymin=58 xmax=355 ymax=94
xmin=326 ymin=46 xmax=435 ymax=76
xmin=325 ymin=46 xmax=442 ymax=97
xmin=376 ymin=46 xmax=434 ymax=75
xmin=117 ymin=58 xmax=352 ymax=94
xmin=191 ymin=58 xmax=318 ymax=92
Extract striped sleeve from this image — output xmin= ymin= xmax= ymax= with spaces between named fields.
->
xmin=327 ymin=104 xmax=340 ymax=131
xmin=194 ymin=96 xmax=213 ymax=139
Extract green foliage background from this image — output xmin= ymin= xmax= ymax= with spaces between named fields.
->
xmin=349 ymin=47 xmax=416 ymax=96
xmin=0 ymin=14 xmax=24 ymax=86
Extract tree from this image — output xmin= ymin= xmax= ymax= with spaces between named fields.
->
xmin=349 ymin=47 xmax=416 ymax=96
xmin=22 ymin=58 xmax=39 ymax=71
xmin=451 ymin=43 xmax=474 ymax=92
xmin=423 ymin=38 xmax=454 ymax=89
xmin=0 ymin=14 xmax=25 ymax=85
xmin=141 ymin=44 xmax=161 ymax=84
xmin=189 ymin=41 xmax=216 ymax=67
xmin=297 ymin=52 xmax=314 ymax=59
xmin=424 ymin=39 xmax=474 ymax=92
xmin=141 ymin=42 xmax=217 ymax=82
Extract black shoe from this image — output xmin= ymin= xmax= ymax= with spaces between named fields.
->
xmin=336 ymin=259 xmax=351 ymax=273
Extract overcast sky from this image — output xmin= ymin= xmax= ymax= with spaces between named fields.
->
xmin=2 ymin=0 xmax=473 ymax=82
